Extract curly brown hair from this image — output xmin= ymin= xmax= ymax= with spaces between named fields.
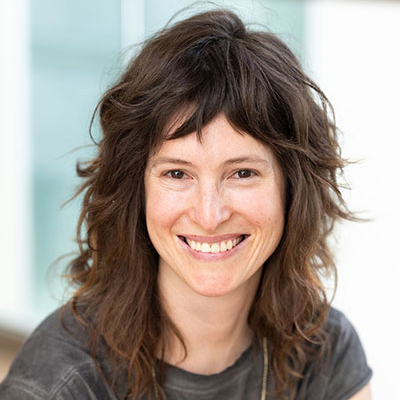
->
xmin=65 ymin=8 xmax=354 ymax=400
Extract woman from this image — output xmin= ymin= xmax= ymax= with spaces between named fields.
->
xmin=0 ymin=9 xmax=372 ymax=400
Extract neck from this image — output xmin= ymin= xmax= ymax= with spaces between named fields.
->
xmin=157 ymin=269 xmax=261 ymax=375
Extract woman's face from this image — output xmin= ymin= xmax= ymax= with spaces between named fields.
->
xmin=145 ymin=114 xmax=285 ymax=298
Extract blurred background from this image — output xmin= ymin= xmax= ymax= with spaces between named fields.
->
xmin=0 ymin=0 xmax=399 ymax=398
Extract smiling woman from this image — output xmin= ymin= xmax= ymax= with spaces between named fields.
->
xmin=145 ymin=115 xmax=285 ymax=301
xmin=0 ymin=8 xmax=372 ymax=400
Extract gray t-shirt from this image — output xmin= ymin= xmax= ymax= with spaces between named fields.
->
xmin=0 ymin=306 xmax=372 ymax=399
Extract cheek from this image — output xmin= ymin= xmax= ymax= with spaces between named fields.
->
xmin=231 ymin=187 xmax=285 ymax=228
xmin=145 ymin=184 xmax=187 ymax=234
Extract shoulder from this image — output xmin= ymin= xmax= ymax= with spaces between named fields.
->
xmin=324 ymin=307 xmax=360 ymax=345
xmin=298 ymin=307 xmax=372 ymax=400
xmin=323 ymin=307 xmax=370 ymax=368
xmin=0 ymin=305 xmax=117 ymax=400
xmin=325 ymin=306 xmax=357 ymax=333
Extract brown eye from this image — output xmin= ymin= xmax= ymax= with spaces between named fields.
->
xmin=168 ymin=170 xmax=185 ymax=179
xmin=236 ymin=170 xmax=253 ymax=178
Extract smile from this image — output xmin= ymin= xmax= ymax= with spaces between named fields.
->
xmin=179 ymin=235 xmax=247 ymax=254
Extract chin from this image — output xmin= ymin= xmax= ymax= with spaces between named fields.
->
xmin=186 ymin=274 xmax=239 ymax=298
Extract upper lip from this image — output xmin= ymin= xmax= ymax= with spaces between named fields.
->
xmin=179 ymin=234 xmax=248 ymax=243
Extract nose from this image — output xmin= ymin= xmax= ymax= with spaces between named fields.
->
xmin=188 ymin=182 xmax=231 ymax=232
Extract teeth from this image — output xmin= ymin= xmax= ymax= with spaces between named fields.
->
xmin=201 ymin=243 xmax=211 ymax=253
xmin=211 ymin=243 xmax=219 ymax=253
xmin=185 ymin=236 xmax=244 ymax=254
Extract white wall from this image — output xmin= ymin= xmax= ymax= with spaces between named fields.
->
xmin=0 ymin=0 xmax=35 ymax=334
xmin=305 ymin=1 xmax=400 ymax=398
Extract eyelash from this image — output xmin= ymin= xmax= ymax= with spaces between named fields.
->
xmin=164 ymin=169 xmax=258 ymax=180
xmin=165 ymin=170 xmax=187 ymax=179
xmin=232 ymin=169 xmax=257 ymax=179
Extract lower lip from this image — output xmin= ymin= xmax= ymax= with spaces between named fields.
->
xmin=177 ymin=236 xmax=250 ymax=261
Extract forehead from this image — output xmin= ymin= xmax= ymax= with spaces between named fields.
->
xmin=149 ymin=114 xmax=275 ymax=167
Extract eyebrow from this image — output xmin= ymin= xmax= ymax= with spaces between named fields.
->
xmin=150 ymin=156 xmax=271 ymax=168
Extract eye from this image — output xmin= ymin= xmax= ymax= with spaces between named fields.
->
xmin=233 ymin=169 xmax=256 ymax=179
xmin=165 ymin=170 xmax=187 ymax=179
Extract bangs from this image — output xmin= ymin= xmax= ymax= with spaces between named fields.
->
xmin=148 ymin=33 xmax=294 ymax=155
xmin=154 ymin=36 xmax=232 ymax=146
